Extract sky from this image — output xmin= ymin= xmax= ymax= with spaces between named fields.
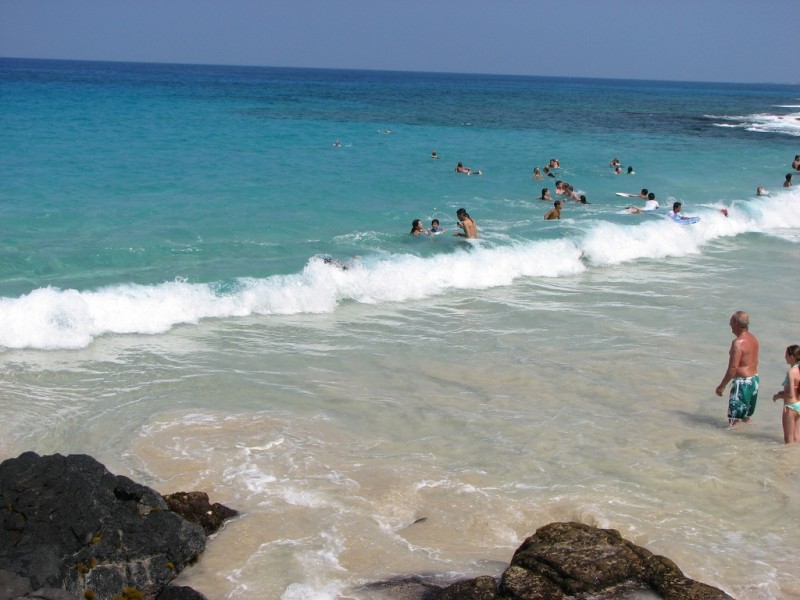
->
xmin=1 ymin=0 xmax=798 ymax=84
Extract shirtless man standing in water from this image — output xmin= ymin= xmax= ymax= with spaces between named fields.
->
xmin=454 ymin=208 xmax=478 ymax=238
xmin=716 ymin=311 xmax=760 ymax=426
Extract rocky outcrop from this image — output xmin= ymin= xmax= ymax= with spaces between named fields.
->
xmin=0 ymin=452 xmax=236 ymax=600
xmin=1 ymin=452 xmax=733 ymax=600
xmin=162 ymin=492 xmax=237 ymax=538
xmin=365 ymin=522 xmax=734 ymax=600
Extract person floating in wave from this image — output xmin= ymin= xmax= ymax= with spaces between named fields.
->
xmin=613 ymin=166 xmax=622 ymax=175
xmin=784 ymin=173 xmax=793 ymax=188
xmin=667 ymin=201 xmax=699 ymax=223
xmin=454 ymin=208 xmax=478 ymax=238
xmin=410 ymin=219 xmax=429 ymax=236
xmin=625 ymin=189 xmax=659 ymax=215
xmin=323 ymin=256 xmax=350 ymax=270
xmin=756 ymin=186 xmax=769 ymax=196
xmin=333 ymin=140 xmax=341 ymax=147
xmin=578 ymin=195 xmax=590 ymax=204
xmin=533 ymin=167 xmax=543 ymax=180
xmin=566 ymin=184 xmax=584 ymax=202
xmin=627 ymin=166 xmax=635 ymax=174
xmin=643 ymin=192 xmax=659 ymax=210
xmin=544 ymin=200 xmax=562 ymax=220
xmin=610 ymin=157 xmax=620 ymax=167
xmin=792 ymin=155 xmax=800 ymax=171
xmin=538 ymin=188 xmax=551 ymax=201
xmin=431 ymin=150 xmax=439 ymax=160
xmin=455 ymin=162 xmax=481 ymax=175
xmin=429 ymin=219 xmax=444 ymax=234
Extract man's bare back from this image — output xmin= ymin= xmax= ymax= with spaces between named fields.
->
xmin=716 ymin=311 xmax=759 ymax=396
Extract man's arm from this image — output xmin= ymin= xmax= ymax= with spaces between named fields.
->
xmin=716 ymin=341 xmax=742 ymax=396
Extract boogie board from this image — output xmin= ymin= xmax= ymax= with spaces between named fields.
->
xmin=615 ymin=192 xmax=639 ymax=197
xmin=672 ymin=216 xmax=700 ymax=224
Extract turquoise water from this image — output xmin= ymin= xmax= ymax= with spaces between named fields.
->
xmin=2 ymin=58 xmax=800 ymax=599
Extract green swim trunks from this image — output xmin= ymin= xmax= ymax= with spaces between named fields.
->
xmin=727 ymin=375 xmax=759 ymax=423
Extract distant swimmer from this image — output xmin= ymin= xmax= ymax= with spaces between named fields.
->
xmin=617 ymin=188 xmax=648 ymax=199
xmin=544 ymin=200 xmax=562 ymax=220
xmin=538 ymin=188 xmax=551 ymax=201
xmin=454 ymin=208 xmax=478 ymax=238
xmin=667 ymin=201 xmax=699 ymax=223
xmin=627 ymin=166 xmax=635 ymax=174
xmin=431 ymin=150 xmax=439 ymax=160
xmin=379 ymin=129 xmax=393 ymax=134
xmin=792 ymin=155 xmax=800 ymax=170
xmin=455 ymin=162 xmax=481 ymax=175
xmin=533 ymin=167 xmax=543 ymax=180
xmin=610 ymin=157 xmax=620 ymax=167
xmin=578 ymin=195 xmax=589 ymax=204
xmin=566 ymin=185 xmax=583 ymax=202
xmin=410 ymin=219 xmax=429 ymax=236
xmin=548 ymin=158 xmax=560 ymax=169
xmin=643 ymin=192 xmax=659 ymax=210
xmin=613 ymin=166 xmax=622 ymax=175
xmin=626 ymin=193 xmax=661 ymax=213
xmin=323 ymin=256 xmax=349 ymax=270
xmin=756 ymin=186 xmax=769 ymax=196
xmin=333 ymin=140 xmax=341 ymax=147
xmin=784 ymin=173 xmax=793 ymax=188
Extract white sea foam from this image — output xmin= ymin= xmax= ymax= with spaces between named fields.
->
xmin=707 ymin=110 xmax=800 ymax=136
xmin=3 ymin=191 xmax=798 ymax=351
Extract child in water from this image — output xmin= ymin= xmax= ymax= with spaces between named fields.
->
xmin=410 ymin=219 xmax=428 ymax=236
xmin=429 ymin=219 xmax=444 ymax=234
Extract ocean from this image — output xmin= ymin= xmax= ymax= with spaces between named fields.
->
xmin=1 ymin=57 xmax=799 ymax=599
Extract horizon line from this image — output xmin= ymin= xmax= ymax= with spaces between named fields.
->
xmin=1 ymin=55 xmax=798 ymax=88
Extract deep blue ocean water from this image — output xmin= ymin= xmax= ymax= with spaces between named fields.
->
xmin=2 ymin=58 xmax=800 ymax=599
xmin=2 ymin=59 xmax=798 ymax=327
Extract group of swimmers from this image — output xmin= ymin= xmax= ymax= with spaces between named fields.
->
xmin=532 ymin=158 xmax=562 ymax=181
xmin=422 ymin=152 xmax=797 ymax=232
xmin=411 ymin=208 xmax=478 ymax=238
xmin=537 ymin=163 xmax=591 ymax=221
xmin=609 ymin=157 xmax=635 ymax=175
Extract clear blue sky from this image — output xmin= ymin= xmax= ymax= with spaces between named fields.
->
xmin=1 ymin=0 xmax=798 ymax=84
